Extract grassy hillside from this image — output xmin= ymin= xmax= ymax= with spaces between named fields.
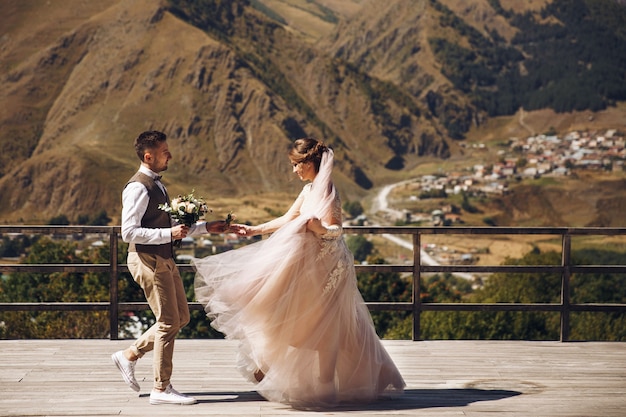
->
xmin=0 ymin=0 xmax=625 ymax=227
xmin=385 ymin=104 xmax=626 ymax=229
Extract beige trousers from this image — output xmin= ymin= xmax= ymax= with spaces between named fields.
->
xmin=126 ymin=252 xmax=190 ymax=390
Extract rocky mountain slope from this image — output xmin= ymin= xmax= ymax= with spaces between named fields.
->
xmin=0 ymin=0 xmax=451 ymax=223
xmin=0 ymin=0 xmax=624 ymax=225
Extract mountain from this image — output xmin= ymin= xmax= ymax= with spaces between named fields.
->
xmin=0 ymin=0 xmax=449 ymax=224
xmin=0 ymin=0 xmax=624 ymax=225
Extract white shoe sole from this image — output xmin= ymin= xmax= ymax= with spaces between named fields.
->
xmin=149 ymin=398 xmax=197 ymax=405
xmin=111 ymin=353 xmax=140 ymax=392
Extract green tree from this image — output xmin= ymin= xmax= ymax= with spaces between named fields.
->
xmin=0 ymin=234 xmax=33 ymax=257
xmin=47 ymin=215 xmax=70 ymax=225
xmin=0 ymin=237 xmax=111 ymax=338
xmin=343 ymin=200 xmax=364 ymax=218
xmin=0 ymin=237 xmax=146 ymax=339
xmin=177 ymin=270 xmax=225 ymax=339
xmin=461 ymin=191 xmax=479 ymax=214
xmin=76 ymin=214 xmax=90 ymax=225
xmin=346 ymin=235 xmax=374 ymax=263
xmin=89 ymin=210 xmax=111 ymax=226
xmin=356 ymin=255 xmax=411 ymax=338
xmin=419 ymin=248 xmax=626 ymax=341
xmin=568 ymin=248 xmax=626 ymax=341
xmin=461 ymin=250 xmax=561 ymax=340
xmin=388 ymin=273 xmax=474 ymax=340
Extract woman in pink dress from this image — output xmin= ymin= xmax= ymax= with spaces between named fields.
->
xmin=192 ymin=138 xmax=405 ymax=407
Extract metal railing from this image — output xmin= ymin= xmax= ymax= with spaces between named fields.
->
xmin=1 ymin=225 xmax=625 ymax=341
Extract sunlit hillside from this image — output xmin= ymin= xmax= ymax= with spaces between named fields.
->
xmin=0 ymin=0 xmax=624 ymax=226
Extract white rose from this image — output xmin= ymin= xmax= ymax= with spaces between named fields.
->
xmin=185 ymin=202 xmax=196 ymax=214
xmin=171 ymin=198 xmax=182 ymax=211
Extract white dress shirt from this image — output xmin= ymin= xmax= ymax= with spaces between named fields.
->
xmin=121 ymin=165 xmax=207 ymax=244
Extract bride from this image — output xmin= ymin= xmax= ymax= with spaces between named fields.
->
xmin=192 ymin=138 xmax=405 ymax=407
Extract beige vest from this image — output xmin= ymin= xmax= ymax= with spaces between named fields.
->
xmin=125 ymin=172 xmax=173 ymax=259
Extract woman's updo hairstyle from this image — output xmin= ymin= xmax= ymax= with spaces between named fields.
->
xmin=289 ymin=138 xmax=329 ymax=173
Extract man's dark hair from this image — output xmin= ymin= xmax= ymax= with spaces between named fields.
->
xmin=134 ymin=131 xmax=167 ymax=161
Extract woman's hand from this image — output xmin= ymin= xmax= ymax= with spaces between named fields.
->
xmin=231 ymin=224 xmax=257 ymax=236
xmin=306 ymin=218 xmax=326 ymax=235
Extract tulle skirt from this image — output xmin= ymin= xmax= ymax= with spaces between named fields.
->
xmin=192 ymin=220 xmax=405 ymax=407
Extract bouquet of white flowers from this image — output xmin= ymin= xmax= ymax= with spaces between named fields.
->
xmin=158 ymin=190 xmax=210 ymax=227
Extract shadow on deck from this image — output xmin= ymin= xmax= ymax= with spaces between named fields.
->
xmin=1 ymin=339 xmax=624 ymax=416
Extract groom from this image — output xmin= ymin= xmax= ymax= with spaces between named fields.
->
xmin=113 ymin=130 xmax=227 ymax=405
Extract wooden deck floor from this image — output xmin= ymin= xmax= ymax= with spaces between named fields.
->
xmin=1 ymin=339 xmax=625 ymax=417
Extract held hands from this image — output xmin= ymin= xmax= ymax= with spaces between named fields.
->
xmin=205 ymin=220 xmax=226 ymax=234
xmin=220 ymin=219 xmax=324 ymax=237
xmin=206 ymin=220 xmax=249 ymax=235
xmin=172 ymin=221 xmax=250 ymax=240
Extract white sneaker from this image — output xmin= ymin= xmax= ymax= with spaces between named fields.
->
xmin=111 ymin=350 xmax=140 ymax=392
xmin=150 ymin=384 xmax=197 ymax=405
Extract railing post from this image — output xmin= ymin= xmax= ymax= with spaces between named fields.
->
xmin=109 ymin=228 xmax=119 ymax=340
xmin=560 ymin=232 xmax=572 ymax=342
xmin=413 ymin=231 xmax=421 ymax=341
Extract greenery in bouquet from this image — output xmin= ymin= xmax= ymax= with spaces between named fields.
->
xmin=158 ymin=190 xmax=210 ymax=227
xmin=224 ymin=211 xmax=236 ymax=228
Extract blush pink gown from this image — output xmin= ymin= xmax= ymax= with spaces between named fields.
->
xmin=192 ymin=150 xmax=405 ymax=408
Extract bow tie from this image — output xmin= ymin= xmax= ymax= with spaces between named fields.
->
xmin=154 ymin=175 xmax=162 ymax=181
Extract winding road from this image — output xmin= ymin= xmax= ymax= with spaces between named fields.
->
xmin=369 ymin=179 xmax=474 ymax=280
